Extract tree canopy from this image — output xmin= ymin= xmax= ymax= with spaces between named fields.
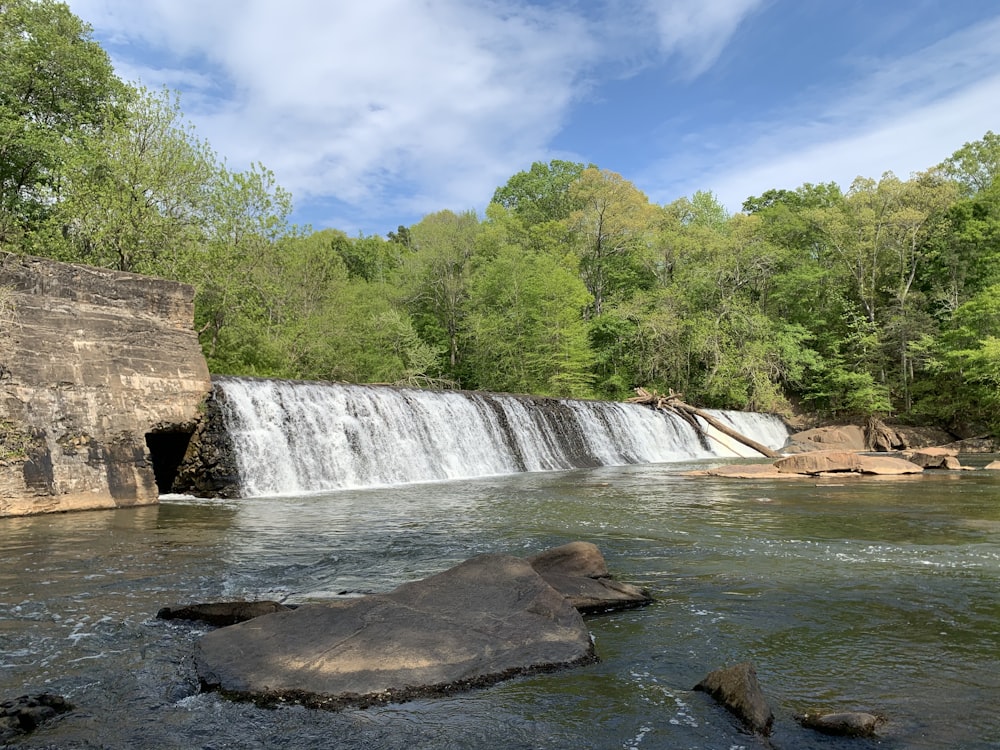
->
xmin=3 ymin=1 xmax=998 ymax=436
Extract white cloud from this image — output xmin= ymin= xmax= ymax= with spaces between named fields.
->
xmin=70 ymin=0 xmax=599 ymax=217
xmin=67 ymin=0 xmax=764 ymax=230
xmin=712 ymin=74 xmax=1000 ymax=211
xmin=646 ymin=0 xmax=766 ymax=77
xmin=641 ymin=14 xmax=1000 ymax=210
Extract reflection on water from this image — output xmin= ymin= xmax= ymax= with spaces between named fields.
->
xmin=1 ymin=460 xmax=999 ymax=749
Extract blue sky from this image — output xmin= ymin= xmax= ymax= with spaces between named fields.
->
xmin=66 ymin=0 xmax=1000 ymax=237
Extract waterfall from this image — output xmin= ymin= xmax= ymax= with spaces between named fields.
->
xmin=213 ymin=377 xmax=789 ymax=497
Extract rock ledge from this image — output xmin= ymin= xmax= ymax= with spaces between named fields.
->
xmin=196 ymin=553 xmax=598 ymax=709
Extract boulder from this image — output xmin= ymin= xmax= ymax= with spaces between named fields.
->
xmin=895 ymin=424 xmax=959 ymax=449
xmin=854 ymin=454 xmax=924 ymax=475
xmin=157 ymin=601 xmax=291 ymax=627
xmin=786 ymin=425 xmax=866 ymax=452
xmin=196 ymin=553 xmax=595 ymax=709
xmin=693 ymin=662 xmax=773 ymax=736
xmin=534 ymin=572 xmax=652 ymax=614
xmin=527 ymin=541 xmax=653 ymax=614
xmin=797 ymin=710 xmax=884 ymax=737
xmin=0 ymin=694 xmax=73 ymax=743
xmin=773 ymin=451 xmax=923 ymax=476
xmin=943 ymin=436 xmax=998 ymax=454
xmin=902 ymin=446 xmax=960 ymax=469
xmin=986 ymin=460 xmax=1000 ymax=471
xmin=774 ymin=450 xmax=864 ymax=475
xmin=528 ymin=540 xmax=609 ymax=578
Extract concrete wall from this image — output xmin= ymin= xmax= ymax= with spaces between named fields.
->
xmin=0 ymin=252 xmax=211 ymax=516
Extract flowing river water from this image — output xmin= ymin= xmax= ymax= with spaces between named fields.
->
xmin=3 ymin=456 xmax=999 ymax=749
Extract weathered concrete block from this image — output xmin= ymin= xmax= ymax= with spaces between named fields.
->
xmin=0 ymin=253 xmax=211 ymax=516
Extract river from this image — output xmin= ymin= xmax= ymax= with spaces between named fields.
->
xmin=2 ymin=456 xmax=999 ymax=749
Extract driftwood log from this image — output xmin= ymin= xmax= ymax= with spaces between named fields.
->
xmin=627 ymin=388 xmax=780 ymax=459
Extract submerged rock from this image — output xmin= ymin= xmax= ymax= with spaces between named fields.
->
xmin=157 ymin=601 xmax=291 ymax=626
xmin=690 ymin=463 xmax=802 ymax=479
xmin=528 ymin=541 xmax=653 ymax=614
xmin=797 ymin=710 xmax=884 ymax=737
xmin=196 ymin=553 xmax=595 ymax=709
xmin=694 ymin=662 xmax=773 ymax=736
xmin=0 ymin=693 xmax=73 ymax=743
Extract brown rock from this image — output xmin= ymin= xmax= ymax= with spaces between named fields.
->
xmin=196 ymin=554 xmax=595 ymax=708
xmin=943 ymin=436 xmax=998 ymax=454
xmin=942 ymin=455 xmax=966 ymax=470
xmin=903 ymin=446 xmax=960 ymax=468
xmin=895 ymin=425 xmax=958 ymax=449
xmin=985 ymin=460 xmax=1000 ymax=471
xmin=527 ymin=541 xmax=653 ymax=614
xmin=855 ymin=455 xmax=924 ymax=475
xmin=787 ymin=425 xmax=866 ymax=452
xmin=694 ymin=662 xmax=773 ymax=736
xmin=538 ymin=573 xmax=653 ymax=614
xmin=528 ymin=541 xmax=609 ymax=579
xmin=774 ymin=450 xmax=864 ymax=475
xmin=699 ymin=463 xmax=801 ymax=479
xmin=797 ymin=711 xmax=884 ymax=737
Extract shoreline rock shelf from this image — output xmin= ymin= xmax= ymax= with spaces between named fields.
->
xmin=686 ymin=446 xmax=992 ymax=479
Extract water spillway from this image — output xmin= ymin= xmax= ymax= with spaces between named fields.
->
xmin=211 ymin=377 xmax=789 ymax=497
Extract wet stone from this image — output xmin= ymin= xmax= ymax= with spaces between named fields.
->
xmin=0 ymin=693 xmax=73 ymax=742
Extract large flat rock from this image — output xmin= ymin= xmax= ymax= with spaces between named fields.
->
xmin=774 ymin=450 xmax=923 ymax=476
xmin=196 ymin=554 xmax=595 ymax=708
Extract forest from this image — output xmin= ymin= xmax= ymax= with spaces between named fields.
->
xmin=2 ymin=0 xmax=999 ymax=436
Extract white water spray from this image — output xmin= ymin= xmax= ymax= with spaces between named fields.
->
xmin=214 ymin=378 xmax=789 ymax=496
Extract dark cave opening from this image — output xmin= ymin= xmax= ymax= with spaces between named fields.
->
xmin=145 ymin=429 xmax=193 ymax=495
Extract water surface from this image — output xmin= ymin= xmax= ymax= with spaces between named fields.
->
xmin=2 ymin=458 xmax=999 ymax=749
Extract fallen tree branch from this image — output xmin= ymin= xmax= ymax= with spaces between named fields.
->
xmin=628 ymin=388 xmax=780 ymax=459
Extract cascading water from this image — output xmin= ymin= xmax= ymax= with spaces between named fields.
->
xmin=213 ymin=377 xmax=789 ymax=497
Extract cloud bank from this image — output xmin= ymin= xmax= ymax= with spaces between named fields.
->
xmin=67 ymin=1 xmax=999 ymax=231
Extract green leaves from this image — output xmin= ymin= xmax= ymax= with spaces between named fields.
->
xmin=464 ymin=240 xmax=594 ymax=397
xmin=1 ymin=0 xmax=125 ymax=246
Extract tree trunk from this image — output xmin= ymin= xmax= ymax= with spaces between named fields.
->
xmin=628 ymin=388 xmax=780 ymax=459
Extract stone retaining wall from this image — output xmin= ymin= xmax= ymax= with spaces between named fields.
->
xmin=0 ymin=253 xmax=211 ymax=516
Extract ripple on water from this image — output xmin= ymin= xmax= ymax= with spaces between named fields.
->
xmin=2 ymin=465 xmax=1000 ymax=749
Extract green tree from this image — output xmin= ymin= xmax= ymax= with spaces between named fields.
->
xmin=396 ymin=209 xmax=481 ymax=377
xmin=188 ymin=162 xmax=293 ymax=369
xmin=804 ymin=172 xmax=957 ymax=412
xmin=490 ymin=159 xmax=586 ymax=226
xmin=567 ymin=167 xmax=657 ymax=318
xmin=47 ymin=87 xmax=216 ymax=273
xmin=332 ymin=231 xmax=404 ymax=284
xmin=464 ymin=211 xmax=594 ymax=397
xmin=938 ymin=131 xmax=1000 ymax=195
xmin=919 ymin=285 xmax=1000 ymax=434
xmin=1 ymin=0 xmax=126 ymax=248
